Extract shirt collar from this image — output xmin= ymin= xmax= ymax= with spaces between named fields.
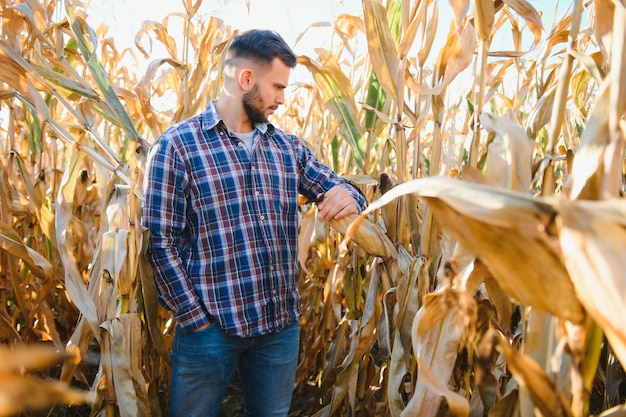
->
xmin=202 ymin=100 xmax=271 ymax=135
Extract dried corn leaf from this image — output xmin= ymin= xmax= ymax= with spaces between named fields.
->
xmin=11 ymin=152 xmax=58 ymax=246
xmin=348 ymin=176 xmax=585 ymax=323
xmin=362 ymin=0 xmax=399 ymax=101
xmin=609 ymin=3 xmax=626 ymax=130
xmin=568 ymin=81 xmax=616 ymax=200
xmin=496 ymin=330 xmax=573 ymax=417
xmin=97 ymin=229 xmax=129 ymax=320
xmin=400 ymin=290 xmax=466 ymax=417
xmin=182 ymin=0 xmax=203 ymax=17
xmin=557 ymin=200 xmax=626 ymax=368
xmin=0 ymin=373 xmax=91 ymax=417
xmin=332 ymin=13 xmax=363 ymax=40
xmin=184 ymin=19 xmax=229 ymax=118
xmin=4 ymin=1 xmax=48 ymax=40
xmin=386 ymin=251 xmax=424 ymax=416
xmin=0 ymin=40 xmax=48 ymax=94
xmin=416 ymin=1 xmax=439 ymax=67
xmin=387 ymin=328 xmax=406 ymax=417
xmin=415 ymin=354 xmax=470 ymax=417
xmin=0 ymin=342 xmax=78 ymax=415
xmin=327 ymin=269 xmax=380 ymax=414
xmin=398 ymin=0 xmax=431 ymax=58
xmin=134 ymin=21 xmax=179 ymax=60
xmin=332 ymin=213 xmax=397 ymax=259
xmin=485 ymin=275 xmax=515 ymax=335
xmin=102 ymin=315 xmax=150 ymax=417
xmin=542 ymin=10 xmax=572 ymax=56
xmin=480 ymin=112 xmax=533 ymax=192
xmin=503 ymin=0 xmax=543 ymax=45
xmin=592 ymin=0 xmax=614 ymax=60
xmin=138 ymin=228 xmax=171 ymax=363
xmin=449 ymin=0 xmax=470 ymax=29
xmin=0 ymin=344 xmax=68 ymax=372
xmin=137 ymin=57 xmax=186 ymax=135
xmin=473 ymin=0 xmax=494 ymax=41
xmin=24 ymin=70 xmax=122 ymax=167
xmin=525 ymin=83 xmax=556 ymax=140
xmin=412 ymin=18 xmax=476 ymax=96
xmin=489 ymin=377 xmax=520 ymax=416
xmin=395 ymin=251 xmax=425 ymax=359
xmin=55 ymin=146 xmax=100 ymax=337
xmin=600 ymin=404 xmax=626 ymax=417
xmin=298 ymin=205 xmax=327 ymax=275
xmin=1 ymin=6 xmax=29 ymax=47
xmin=312 ymin=320 xmax=354 ymax=417
xmin=570 ymin=2 xmax=626 ymax=200
xmin=0 ymin=222 xmax=52 ymax=280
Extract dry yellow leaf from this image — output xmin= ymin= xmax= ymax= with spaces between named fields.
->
xmin=349 ymin=176 xmax=585 ymax=323
xmin=558 ymin=200 xmax=626 ymax=368
xmin=473 ymin=0 xmax=494 ymax=41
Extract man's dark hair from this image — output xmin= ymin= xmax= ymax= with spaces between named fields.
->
xmin=226 ymin=29 xmax=297 ymax=69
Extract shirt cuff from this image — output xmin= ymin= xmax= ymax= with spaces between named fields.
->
xmin=174 ymin=303 xmax=210 ymax=332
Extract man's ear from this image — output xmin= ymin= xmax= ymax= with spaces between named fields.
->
xmin=238 ymin=68 xmax=255 ymax=91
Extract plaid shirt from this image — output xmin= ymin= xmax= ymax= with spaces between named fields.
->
xmin=142 ymin=102 xmax=367 ymax=337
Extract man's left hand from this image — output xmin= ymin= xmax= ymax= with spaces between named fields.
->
xmin=316 ymin=185 xmax=359 ymax=221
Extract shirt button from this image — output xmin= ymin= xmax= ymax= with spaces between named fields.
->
xmin=270 ymin=266 xmax=275 ymax=271
xmin=260 ymin=215 xmax=265 ymax=220
xmin=255 ymin=190 xmax=260 ymax=196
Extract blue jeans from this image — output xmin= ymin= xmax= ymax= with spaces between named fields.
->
xmin=168 ymin=321 xmax=300 ymax=417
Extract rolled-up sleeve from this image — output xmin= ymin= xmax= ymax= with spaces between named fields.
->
xmin=295 ymin=137 xmax=367 ymax=211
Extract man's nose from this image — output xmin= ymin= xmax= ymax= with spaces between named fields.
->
xmin=276 ymin=90 xmax=285 ymax=105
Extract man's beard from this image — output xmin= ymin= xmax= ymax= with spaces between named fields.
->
xmin=242 ymin=84 xmax=270 ymax=124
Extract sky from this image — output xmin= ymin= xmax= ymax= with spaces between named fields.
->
xmin=89 ymin=0 xmax=364 ymax=56
xmin=86 ymin=0 xmax=561 ymax=68
xmin=85 ymin=0 xmax=568 ymax=94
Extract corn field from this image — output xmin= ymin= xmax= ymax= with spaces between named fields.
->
xmin=1 ymin=0 xmax=625 ymax=416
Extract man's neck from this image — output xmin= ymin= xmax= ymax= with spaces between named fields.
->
xmin=215 ymin=97 xmax=253 ymax=133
